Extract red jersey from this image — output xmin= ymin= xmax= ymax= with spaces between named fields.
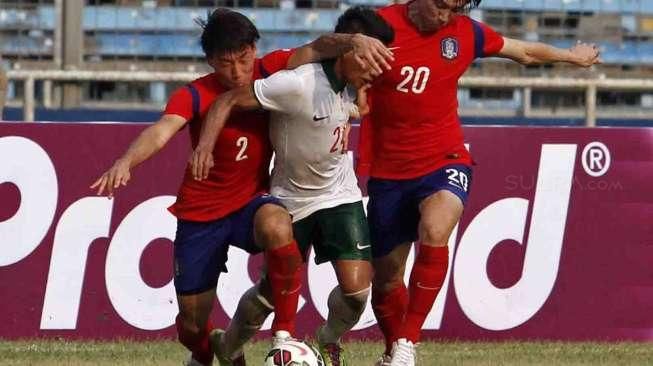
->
xmin=165 ymin=50 xmax=293 ymax=222
xmin=357 ymin=4 xmax=504 ymax=179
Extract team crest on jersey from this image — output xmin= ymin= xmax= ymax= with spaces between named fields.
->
xmin=441 ymin=37 xmax=459 ymax=60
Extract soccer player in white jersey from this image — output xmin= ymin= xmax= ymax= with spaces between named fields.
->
xmin=189 ymin=7 xmax=394 ymax=365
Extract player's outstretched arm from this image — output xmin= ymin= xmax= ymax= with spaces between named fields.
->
xmin=191 ymin=85 xmax=261 ymax=181
xmin=90 ymin=114 xmax=187 ymax=197
xmin=497 ymin=37 xmax=601 ymax=67
xmin=287 ymin=33 xmax=394 ymax=75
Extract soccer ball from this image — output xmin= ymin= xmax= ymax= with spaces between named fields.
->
xmin=263 ymin=340 xmax=325 ymax=366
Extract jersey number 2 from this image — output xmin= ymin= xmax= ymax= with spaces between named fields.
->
xmin=396 ymin=66 xmax=430 ymax=94
xmin=236 ymin=136 xmax=248 ymax=161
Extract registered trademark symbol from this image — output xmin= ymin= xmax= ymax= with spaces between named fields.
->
xmin=582 ymin=142 xmax=611 ymax=177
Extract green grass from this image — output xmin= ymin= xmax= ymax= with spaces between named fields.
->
xmin=1 ymin=339 xmax=652 ymax=365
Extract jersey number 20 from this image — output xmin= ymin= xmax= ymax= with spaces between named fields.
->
xmin=396 ymin=66 xmax=430 ymax=94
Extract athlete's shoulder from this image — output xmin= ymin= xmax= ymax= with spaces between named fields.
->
xmin=377 ymin=3 xmax=404 ymax=19
xmin=293 ymin=62 xmax=322 ymax=78
xmin=188 ymin=73 xmax=222 ymax=95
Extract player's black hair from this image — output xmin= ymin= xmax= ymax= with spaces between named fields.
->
xmin=459 ymin=0 xmax=482 ymax=12
xmin=467 ymin=0 xmax=482 ymax=9
xmin=335 ymin=6 xmax=395 ymax=46
xmin=196 ymin=8 xmax=260 ymax=58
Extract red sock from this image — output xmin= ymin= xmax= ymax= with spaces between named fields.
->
xmin=402 ymin=245 xmax=449 ymax=343
xmin=175 ymin=314 xmax=214 ymax=365
xmin=371 ymin=284 xmax=408 ymax=355
xmin=266 ymin=241 xmax=302 ymax=335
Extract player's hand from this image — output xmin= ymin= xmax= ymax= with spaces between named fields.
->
xmin=351 ymin=33 xmax=394 ymax=76
xmin=356 ymin=84 xmax=371 ymax=117
xmin=89 ymin=159 xmax=131 ymax=198
xmin=190 ymin=144 xmax=214 ymax=181
xmin=569 ymin=41 xmax=601 ymax=67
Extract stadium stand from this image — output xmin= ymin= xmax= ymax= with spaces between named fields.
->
xmin=1 ymin=0 xmax=653 ymax=124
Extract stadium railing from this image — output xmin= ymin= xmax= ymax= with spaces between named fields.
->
xmin=7 ymin=69 xmax=653 ymax=126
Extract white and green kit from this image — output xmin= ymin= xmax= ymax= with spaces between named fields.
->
xmin=253 ymin=59 xmax=371 ymax=263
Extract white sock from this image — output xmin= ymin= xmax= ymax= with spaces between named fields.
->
xmin=317 ymin=286 xmax=370 ymax=345
xmin=222 ymin=283 xmax=274 ymax=358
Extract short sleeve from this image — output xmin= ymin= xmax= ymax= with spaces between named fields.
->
xmin=259 ymin=48 xmax=296 ymax=77
xmin=471 ymin=19 xmax=505 ymax=58
xmin=253 ymin=70 xmax=303 ymax=113
xmin=164 ymin=86 xmax=194 ymax=120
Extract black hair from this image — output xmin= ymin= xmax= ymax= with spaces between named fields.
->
xmin=196 ymin=8 xmax=260 ymax=58
xmin=465 ymin=0 xmax=482 ymax=10
xmin=335 ymin=6 xmax=395 ymax=46
xmin=457 ymin=0 xmax=482 ymax=12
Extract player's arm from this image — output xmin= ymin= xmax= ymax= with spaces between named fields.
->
xmin=496 ymin=37 xmax=600 ymax=67
xmin=190 ymin=86 xmax=261 ymax=180
xmin=287 ymin=33 xmax=394 ymax=75
xmin=90 ymin=114 xmax=187 ymax=197
xmin=192 ymin=70 xmax=304 ymax=180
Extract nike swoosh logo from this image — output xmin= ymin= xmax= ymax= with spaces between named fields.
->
xmin=313 ymin=115 xmax=329 ymax=121
xmin=356 ymin=243 xmax=371 ymax=250
xmin=280 ymin=285 xmax=301 ymax=296
xmin=416 ymin=282 xmax=441 ymax=291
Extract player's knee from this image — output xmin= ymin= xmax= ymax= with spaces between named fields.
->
xmin=372 ymin=262 xmax=403 ymax=292
xmin=339 ymin=274 xmax=372 ymax=297
xmin=420 ymin=223 xmax=450 ymax=246
xmin=255 ymin=205 xmax=293 ymax=248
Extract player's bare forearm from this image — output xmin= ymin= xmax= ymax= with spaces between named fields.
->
xmin=498 ymin=38 xmax=600 ymax=67
xmin=197 ymin=86 xmax=260 ymax=151
xmin=288 ymin=33 xmax=394 ymax=74
xmin=90 ymin=114 xmax=185 ymax=196
xmin=120 ymin=115 xmax=185 ymax=168
xmin=193 ymin=85 xmax=260 ymax=180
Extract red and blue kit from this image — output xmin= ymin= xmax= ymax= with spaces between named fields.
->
xmin=361 ymin=4 xmax=504 ymax=256
xmin=166 ymin=50 xmax=293 ymax=223
xmin=164 ymin=50 xmax=293 ymax=294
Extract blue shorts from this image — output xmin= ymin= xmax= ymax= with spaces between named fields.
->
xmin=173 ymin=194 xmax=284 ymax=295
xmin=367 ymin=164 xmax=472 ymax=258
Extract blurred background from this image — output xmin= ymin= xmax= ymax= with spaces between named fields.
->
xmin=1 ymin=0 xmax=653 ymax=126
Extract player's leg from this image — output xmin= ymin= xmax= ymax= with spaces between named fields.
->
xmin=305 ymin=201 xmax=372 ymax=365
xmin=398 ymin=190 xmax=462 ymax=344
xmin=212 ymin=280 xmax=273 ymax=365
xmin=253 ymin=202 xmax=303 ymax=336
xmin=177 ymin=291 xmax=217 ymax=366
xmin=371 ymin=243 xmax=411 ymax=359
xmin=317 ymin=259 xmax=372 ymax=344
xmin=213 ymin=195 xmax=301 ymax=362
xmin=366 ymin=178 xmax=418 ymax=359
xmin=388 ymin=165 xmax=471 ymax=366
xmin=173 ymin=219 xmax=231 ymax=366
xmin=399 ymin=165 xmax=471 ymax=345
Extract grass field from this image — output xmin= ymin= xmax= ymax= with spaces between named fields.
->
xmin=1 ymin=340 xmax=652 ymax=366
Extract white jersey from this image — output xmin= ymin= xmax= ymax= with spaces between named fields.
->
xmin=253 ymin=61 xmax=362 ymax=222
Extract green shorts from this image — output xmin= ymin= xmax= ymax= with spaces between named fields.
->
xmin=293 ymin=201 xmax=372 ymax=265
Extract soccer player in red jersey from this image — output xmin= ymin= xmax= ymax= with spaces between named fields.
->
xmin=90 ymin=8 xmax=393 ymax=366
xmin=357 ymin=1 xmax=601 ymax=365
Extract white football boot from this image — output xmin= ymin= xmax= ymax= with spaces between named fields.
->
xmin=272 ymin=330 xmax=294 ymax=348
xmin=388 ymin=338 xmax=416 ymax=366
